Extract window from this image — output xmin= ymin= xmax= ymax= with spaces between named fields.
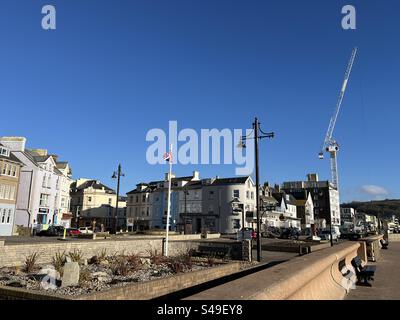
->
xmin=42 ymin=174 xmax=47 ymax=188
xmin=4 ymin=185 xmax=10 ymax=200
xmin=233 ymin=190 xmax=240 ymax=198
xmin=108 ymin=198 xmax=112 ymax=205
xmin=0 ymin=147 xmax=10 ymax=157
xmin=208 ymin=191 xmax=214 ymax=200
xmin=136 ymin=196 xmax=139 ymax=203
xmin=39 ymin=194 xmax=49 ymax=207
xmin=246 ymin=191 xmax=250 ymax=199
xmin=251 ymin=192 xmax=254 ymax=200
xmin=233 ymin=219 xmax=240 ymax=229
xmin=142 ymin=195 xmax=146 ymax=202
xmin=88 ymin=196 xmax=92 ymax=202
xmin=11 ymin=165 xmax=16 ymax=177
xmin=6 ymin=209 xmax=11 ymax=223
xmin=47 ymin=175 xmax=51 ymax=188
xmin=146 ymin=207 xmax=149 ymax=216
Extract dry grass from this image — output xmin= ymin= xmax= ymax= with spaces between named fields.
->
xmin=147 ymin=249 xmax=165 ymax=265
xmin=68 ymin=249 xmax=84 ymax=264
xmin=24 ymin=252 xmax=39 ymax=273
xmin=52 ymin=251 xmax=66 ymax=275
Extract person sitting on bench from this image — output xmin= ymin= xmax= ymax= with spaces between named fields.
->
xmin=351 ymin=256 xmax=376 ymax=287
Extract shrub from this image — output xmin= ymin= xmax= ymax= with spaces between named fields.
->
xmin=126 ymin=253 xmax=142 ymax=271
xmin=111 ymin=257 xmax=130 ymax=276
xmin=98 ymin=249 xmax=107 ymax=263
xmin=52 ymin=251 xmax=66 ymax=275
xmin=24 ymin=252 xmax=39 ymax=273
xmin=206 ymin=254 xmax=215 ymax=267
xmin=68 ymin=249 xmax=84 ymax=264
xmin=147 ymin=249 xmax=164 ymax=265
xmin=168 ymin=260 xmax=184 ymax=274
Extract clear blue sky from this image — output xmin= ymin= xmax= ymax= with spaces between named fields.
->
xmin=0 ymin=0 xmax=399 ymax=203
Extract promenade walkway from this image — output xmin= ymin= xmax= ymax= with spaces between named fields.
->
xmin=347 ymin=241 xmax=400 ymax=300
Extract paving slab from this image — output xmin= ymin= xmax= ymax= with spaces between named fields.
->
xmin=346 ymin=242 xmax=400 ymax=300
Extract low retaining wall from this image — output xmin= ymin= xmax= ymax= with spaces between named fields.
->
xmin=0 ymin=236 xmax=243 ymax=268
xmin=359 ymin=235 xmax=384 ymax=262
xmin=0 ymin=262 xmax=241 ymax=300
xmin=185 ymin=242 xmax=360 ymax=300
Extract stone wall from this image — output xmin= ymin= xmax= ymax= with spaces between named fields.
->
xmin=0 ymin=262 xmax=241 ymax=300
xmin=0 ymin=235 xmax=244 ymax=268
xmin=185 ymin=242 xmax=361 ymax=300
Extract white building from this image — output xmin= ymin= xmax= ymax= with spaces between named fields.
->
xmin=55 ymin=162 xmax=73 ymax=228
xmin=0 ymin=137 xmax=72 ymax=229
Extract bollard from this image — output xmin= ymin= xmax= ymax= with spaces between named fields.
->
xmin=162 ymin=237 xmax=166 ymax=256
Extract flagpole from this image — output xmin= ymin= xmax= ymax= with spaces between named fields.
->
xmin=165 ymin=143 xmax=173 ymax=256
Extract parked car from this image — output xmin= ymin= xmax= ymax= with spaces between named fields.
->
xmin=279 ymin=227 xmax=300 ymax=240
xmin=36 ymin=226 xmax=65 ymax=237
xmin=262 ymin=226 xmax=281 ymax=238
xmin=79 ymin=227 xmax=94 ymax=234
xmin=66 ymin=228 xmax=81 ymax=236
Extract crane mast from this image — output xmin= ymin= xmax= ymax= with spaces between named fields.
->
xmin=319 ymin=47 xmax=357 ymax=192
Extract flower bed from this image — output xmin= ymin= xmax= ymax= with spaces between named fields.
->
xmin=0 ymin=249 xmax=253 ymax=298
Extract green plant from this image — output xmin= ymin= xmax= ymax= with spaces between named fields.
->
xmin=24 ymin=252 xmax=39 ymax=273
xmin=52 ymin=251 xmax=66 ymax=275
xmin=68 ymin=249 xmax=84 ymax=264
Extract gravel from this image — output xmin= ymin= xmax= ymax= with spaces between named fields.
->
xmin=0 ymin=257 xmax=223 ymax=297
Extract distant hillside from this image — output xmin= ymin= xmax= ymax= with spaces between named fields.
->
xmin=341 ymin=199 xmax=400 ymax=219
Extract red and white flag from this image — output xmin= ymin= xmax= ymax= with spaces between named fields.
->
xmin=163 ymin=151 xmax=172 ymax=162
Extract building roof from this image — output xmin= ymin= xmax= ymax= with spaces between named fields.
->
xmin=272 ymin=192 xmax=297 ymax=206
xmin=71 ymin=180 xmax=115 ymax=193
xmin=260 ymin=195 xmax=279 ymax=204
xmin=0 ymin=144 xmax=23 ymax=165
xmin=211 ymin=177 xmax=250 ymax=185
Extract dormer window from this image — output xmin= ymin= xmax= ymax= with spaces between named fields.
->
xmin=0 ymin=147 xmax=10 ymax=157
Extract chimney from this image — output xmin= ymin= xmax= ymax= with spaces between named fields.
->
xmin=76 ymin=178 xmax=89 ymax=188
xmin=192 ymin=170 xmax=200 ymax=180
xmin=307 ymin=173 xmax=319 ymax=182
xmin=0 ymin=136 xmax=26 ymax=152
xmin=164 ymin=172 xmax=176 ymax=181
xmin=31 ymin=149 xmax=48 ymax=156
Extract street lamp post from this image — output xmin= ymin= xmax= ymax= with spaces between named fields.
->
xmin=112 ymin=164 xmax=125 ymax=234
xmin=239 ymin=117 xmax=274 ymax=262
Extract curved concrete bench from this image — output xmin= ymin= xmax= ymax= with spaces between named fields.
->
xmin=185 ymin=242 xmax=360 ymax=300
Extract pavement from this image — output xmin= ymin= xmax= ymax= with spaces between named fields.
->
xmin=346 ymin=241 xmax=400 ymax=300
